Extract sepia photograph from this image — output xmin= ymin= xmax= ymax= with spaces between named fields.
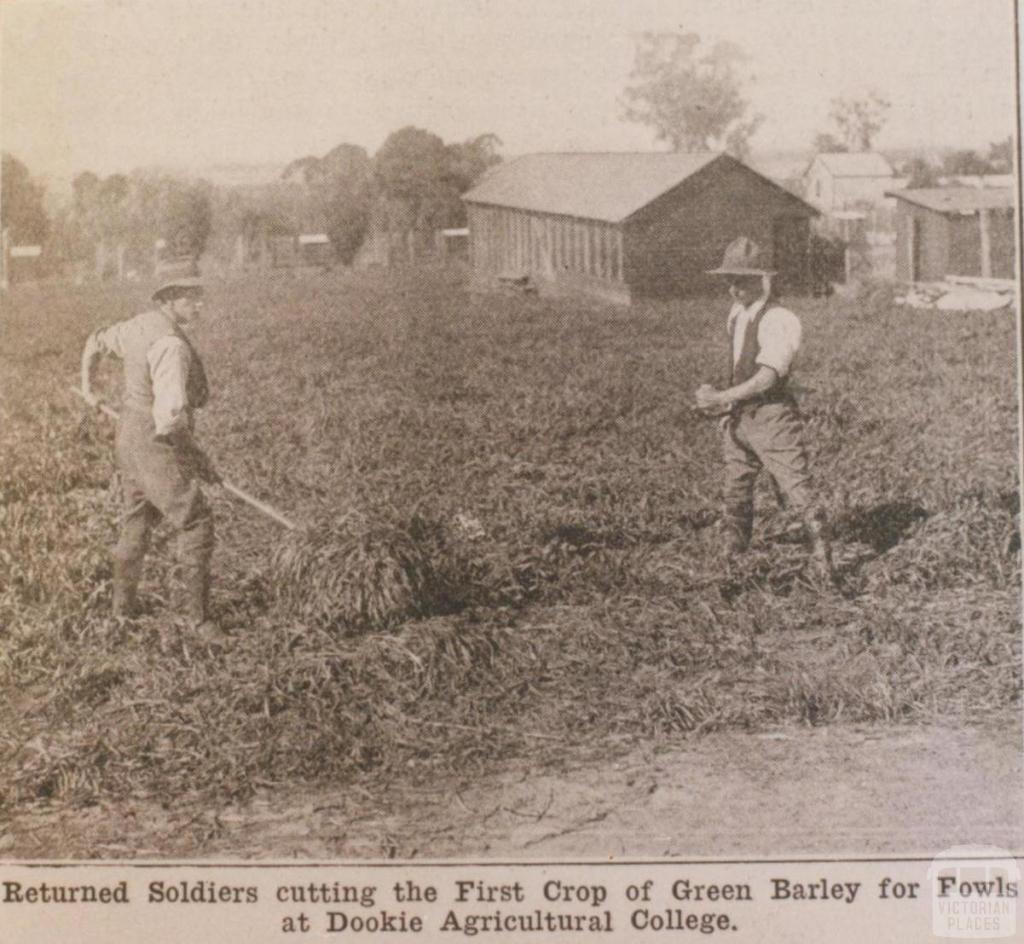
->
xmin=1 ymin=0 xmax=1021 ymax=881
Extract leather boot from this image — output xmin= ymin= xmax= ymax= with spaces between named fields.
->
xmin=722 ymin=506 xmax=753 ymax=556
xmin=178 ymin=563 xmax=230 ymax=645
xmin=804 ymin=512 xmax=836 ymax=587
xmin=176 ymin=509 xmax=218 ymax=625
xmin=180 ymin=560 xmax=212 ymax=626
xmin=112 ymin=555 xmax=143 ymax=618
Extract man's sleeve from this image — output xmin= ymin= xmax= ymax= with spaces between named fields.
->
xmin=755 ymin=308 xmax=802 ymax=378
xmin=147 ymin=336 xmax=191 ymax=438
xmin=90 ymin=321 xmax=129 ymax=358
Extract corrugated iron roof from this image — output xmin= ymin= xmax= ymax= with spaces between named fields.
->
xmin=813 ymin=152 xmax=894 ymax=178
xmin=461 ymin=151 xmax=727 ymax=222
xmin=886 ymin=187 xmax=1015 ymax=214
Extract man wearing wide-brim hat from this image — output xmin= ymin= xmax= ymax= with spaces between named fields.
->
xmin=695 ymin=237 xmax=834 ymax=584
xmin=80 ymin=259 xmax=225 ymax=640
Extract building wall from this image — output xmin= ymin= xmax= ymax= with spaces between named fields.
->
xmin=623 ymin=161 xmax=814 ymax=298
xmin=947 ymin=215 xmax=984 ymax=278
xmin=804 ymin=158 xmax=895 ymax=212
xmin=468 ymin=204 xmax=629 ymax=304
xmin=833 ymin=176 xmax=896 ymax=208
xmin=804 ymin=161 xmax=835 ymax=212
xmin=893 ymin=202 xmax=950 ymax=281
xmin=988 ymin=208 xmax=1017 ymax=279
xmin=894 ymin=203 xmax=1016 ymax=282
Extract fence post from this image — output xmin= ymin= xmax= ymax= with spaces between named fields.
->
xmin=978 ymin=208 xmax=992 ymax=278
xmin=1 ymin=228 xmax=8 ymax=292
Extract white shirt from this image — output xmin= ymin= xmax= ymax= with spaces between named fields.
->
xmin=727 ymin=298 xmax=802 ymax=379
xmin=147 ymin=335 xmax=192 ymax=437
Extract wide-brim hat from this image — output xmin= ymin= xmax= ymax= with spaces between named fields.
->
xmin=152 ymin=259 xmax=203 ymax=301
xmin=707 ymin=236 xmax=776 ymax=277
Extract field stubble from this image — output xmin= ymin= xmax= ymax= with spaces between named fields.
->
xmin=0 ymin=266 xmax=1020 ymax=814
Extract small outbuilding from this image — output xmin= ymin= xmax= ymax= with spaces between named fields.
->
xmin=436 ymin=227 xmax=469 ymax=262
xmin=4 ymin=243 xmax=43 ymax=285
xmin=268 ymin=233 xmax=332 ymax=268
xmin=462 ymin=152 xmax=819 ymax=305
xmin=887 ymin=188 xmax=1017 ymax=282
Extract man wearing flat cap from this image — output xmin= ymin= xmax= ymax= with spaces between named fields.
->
xmin=80 ymin=260 xmax=223 ymax=638
xmin=695 ymin=237 xmax=834 ymax=585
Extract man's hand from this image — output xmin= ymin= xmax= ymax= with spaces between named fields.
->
xmin=188 ymin=445 xmax=222 ymax=485
xmin=695 ymin=383 xmax=726 ymax=413
xmin=80 ymin=387 xmax=104 ymax=413
xmin=156 ymin=431 xmax=222 ymax=485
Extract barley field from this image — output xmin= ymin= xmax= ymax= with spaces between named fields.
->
xmin=0 ymin=265 xmax=1020 ymax=830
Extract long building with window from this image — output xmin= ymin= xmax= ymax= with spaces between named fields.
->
xmin=462 ymin=152 xmax=819 ymax=305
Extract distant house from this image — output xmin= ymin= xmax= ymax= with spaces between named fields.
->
xmin=887 ymin=188 xmax=1016 ymax=282
xmin=804 ymin=152 xmax=897 ymax=213
xmin=462 ymin=151 xmax=819 ymax=305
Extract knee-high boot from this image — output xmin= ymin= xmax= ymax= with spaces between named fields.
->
xmin=112 ymin=502 xmax=154 ymax=618
xmin=804 ymin=511 xmax=835 ymax=585
xmin=722 ymin=504 xmax=753 ymax=556
xmin=112 ymin=554 xmax=144 ymax=618
xmin=177 ymin=513 xmax=216 ymax=628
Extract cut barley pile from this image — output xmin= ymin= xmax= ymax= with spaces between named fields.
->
xmin=269 ymin=518 xmax=439 ymax=633
xmin=1 ymin=269 xmax=1019 ymax=811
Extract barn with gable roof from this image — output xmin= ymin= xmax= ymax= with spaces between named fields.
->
xmin=462 ymin=152 xmax=819 ymax=305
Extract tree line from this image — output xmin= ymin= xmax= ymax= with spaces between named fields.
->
xmin=1 ymin=126 xmax=501 ymax=276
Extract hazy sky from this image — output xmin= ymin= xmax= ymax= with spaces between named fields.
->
xmin=1 ymin=0 xmax=1019 ymax=183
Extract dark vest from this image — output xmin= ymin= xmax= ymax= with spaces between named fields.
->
xmin=120 ymin=310 xmax=209 ymax=416
xmin=730 ymin=299 xmax=790 ymax=406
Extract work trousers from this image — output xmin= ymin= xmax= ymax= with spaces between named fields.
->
xmin=720 ymin=399 xmax=817 ymax=540
xmin=113 ymin=409 xmax=214 ymax=621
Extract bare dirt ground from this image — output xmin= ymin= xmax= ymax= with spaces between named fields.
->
xmin=3 ymin=717 xmax=1020 ymax=860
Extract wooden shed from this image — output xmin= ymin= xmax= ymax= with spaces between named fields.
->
xmin=462 ymin=152 xmax=819 ymax=305
xmin=887 ymin=188 xmax=1016 ymax=282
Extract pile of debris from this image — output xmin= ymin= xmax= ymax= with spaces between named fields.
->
xmin=896 ymin=276 xmax=1016 ymax=312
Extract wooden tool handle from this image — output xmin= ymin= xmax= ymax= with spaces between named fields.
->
xmin=70 ymin=386 xmax=302 ymax=531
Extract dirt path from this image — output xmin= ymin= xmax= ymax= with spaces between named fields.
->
xmin=3 ymin=720 xmax=1020 ymax=860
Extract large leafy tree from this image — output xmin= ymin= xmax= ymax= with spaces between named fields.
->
xmin=374 ymin=126 xmax=451 ymax=231
xmin=160 ymin=177 xmax=213 ymax=257
xmin=622 ymin=32 xmax=762 ymax=159
xmin=372 ymin=127 xmax=502 ymax=256
xmin=283 ymin=144 xmax=373 ymax=264
xmin=319 ymin=144 xmax=373 ymax=264
xmin=826 ymin=91 xmax=891 ymax=152
xmin=1 ymin=153 xmax=49 ymax=244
